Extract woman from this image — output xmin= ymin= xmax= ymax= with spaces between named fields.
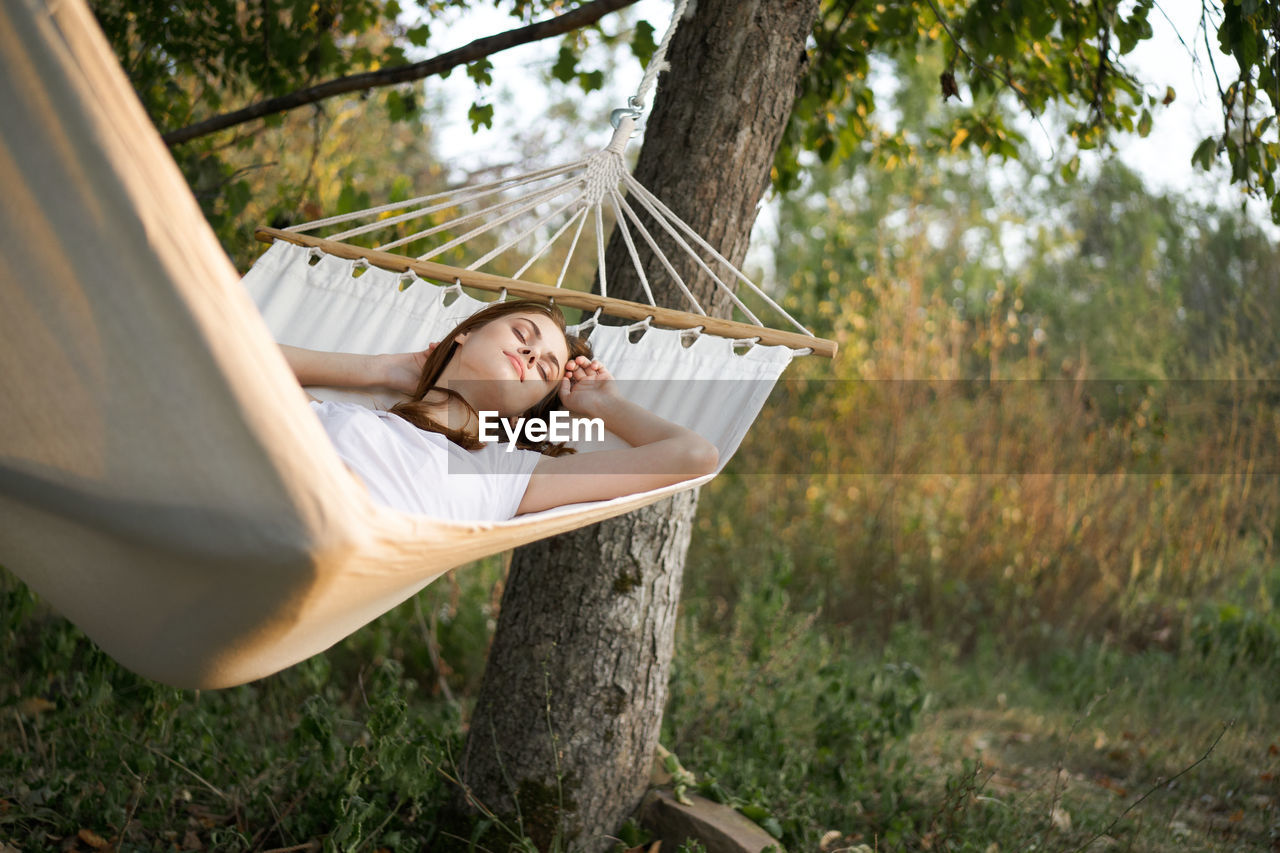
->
xmin=281 ymin=300 xmax=718 ymax=521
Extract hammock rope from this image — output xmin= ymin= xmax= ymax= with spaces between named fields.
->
xmin=262 ymin=0 xmax=833 ymax=356
xmin=632 ymin=0 xmax=690 ymax=111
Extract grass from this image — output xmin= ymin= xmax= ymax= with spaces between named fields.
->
xmin=2 ymin=549 xmax=1277 ymax=852
xmin=906 ymin=632 xmax=1279 ymax=852
xmin=663 ymin=584 xmax=1279 ymax=853
xmin=0 ymin=566 xmax=472 ymax=852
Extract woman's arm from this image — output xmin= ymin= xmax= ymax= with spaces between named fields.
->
xmin=516 ymin=358 xmax=718 ymax=515
xmin=280 ymin=345 xmax=428 ymax=395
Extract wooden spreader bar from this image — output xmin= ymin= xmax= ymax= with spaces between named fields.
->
xmin=256 ymin=227 xmax=837 ymax=358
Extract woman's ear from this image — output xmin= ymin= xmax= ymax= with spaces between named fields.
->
xmin=454 ymin=331 xmax=469 ymax=345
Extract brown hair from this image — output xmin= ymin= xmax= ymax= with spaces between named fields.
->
xmin=390 ymin=299 xmax=593 ymax=456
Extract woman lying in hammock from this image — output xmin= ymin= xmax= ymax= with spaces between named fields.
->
xmin=281 ymin=299 xmax=718 ymax=522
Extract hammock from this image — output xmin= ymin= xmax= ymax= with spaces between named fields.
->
xmin=0 ymin=0 xmax=834 ymax=689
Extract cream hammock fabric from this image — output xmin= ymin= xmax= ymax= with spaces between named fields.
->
xmin=0 ymin=0 xmax=824 ymax=689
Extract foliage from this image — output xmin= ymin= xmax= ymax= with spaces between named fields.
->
xmin=0 ymin=560 xmax=503 ymax=851
xmin=694 ymin=139 xmax=1280 ymax=657
xmin=782 ymin=0 xmax=1280 ymax=222
xmin=7 ymin=554 xmax=1275 ymax=851
xmin=784 ymin=0 xmax=1157 ymax=182
xmin=90 ymin=0 xmax=609 ymax=138
xmin=94 ymin=0 xmax=1280 ymax=235
xmin=89 ymin=0 xmax=650 ymax=259
xmin=1196 ymin=0 xmax=1280 ymax=218
xmin=93 ymin=0 xmax=407 ymax=135
xmin=10 ymin=540 xmax=1280 ymax=845
xmin=664 ymin=563 xmax=932 ymax=849
xmin=1020 ymin=161 xmax=1280 ymax=378
xmin=667 ymin=569 xmax=1280 ymax=851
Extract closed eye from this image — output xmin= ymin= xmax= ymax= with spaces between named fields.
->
xmin=515 ymin=321 xmax=555 ymax=382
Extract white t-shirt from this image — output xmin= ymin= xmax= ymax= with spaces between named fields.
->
xmin=310 ymin=400 xmax=543 ymax=521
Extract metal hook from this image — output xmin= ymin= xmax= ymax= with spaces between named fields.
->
xmin=610 ymin=108 xmax=642 ymax=129
xmin=610 ymin=97 xmax=645 ymax=130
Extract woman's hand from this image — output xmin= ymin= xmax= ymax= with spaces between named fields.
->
xmin=519 ymin=356 xmax=719 ymax=514
xmin=380 ymin=344 xmax=436 ymax=395
xmin=558 ymin=356 xmax=619 ymax=418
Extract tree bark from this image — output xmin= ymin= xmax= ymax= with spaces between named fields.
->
xmin=457 ymin=1 xmax=819 ymax=850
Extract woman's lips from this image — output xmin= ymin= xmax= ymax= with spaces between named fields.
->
xmin=504 ymin=352 xmax=525 ymax=380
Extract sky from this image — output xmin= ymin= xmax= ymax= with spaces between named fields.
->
xmin=414 ymin=1 xmax=1271 ymax=230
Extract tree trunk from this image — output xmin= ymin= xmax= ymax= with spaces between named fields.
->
xmin=456 ymin=2 xmax=819 ymax=849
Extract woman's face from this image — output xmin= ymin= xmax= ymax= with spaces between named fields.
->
xmin=447 ymin=311 xmax=571 ymax=417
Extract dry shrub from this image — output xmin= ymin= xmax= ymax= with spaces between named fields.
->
xmin=694 ymin=236 xmax=1277 ymax=652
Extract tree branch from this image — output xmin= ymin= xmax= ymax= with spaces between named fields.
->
xmin=162 ymin=0 xmax=641 ymax=147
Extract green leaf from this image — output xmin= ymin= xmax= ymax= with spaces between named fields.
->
xmin=1238 ymin=29 xmax=1259 ymax=70
xmin=1191 ymin=136 xmax=1218 ymax=171
xmin=466 ymin=57 xmax=493 ymax=86
xmin=337 ymin=182 xmax=370 ymax=215
xmin=1137 ymin=108 xmax=1152 ymax=137
xmin=468 ymin=101 xmax=494 ymax=131
xmin=1060 ymin=154 xmax=1081 ymax=182
xmin=389 ymin=175 xmax=412 ymax=204
xmin=631 ymin=19 xmax=657 ymax=68
xmin=818 ymin=135 xmax=836 ymax=162
xmin=407 ymin=24 xmax=430 ymax=47
xmin=386 ymin=88 xmax=417 ymax=122
xmin=1117 ymin=21 xmax=1140 ymax=55
xmin=1029 ymin=9 xmax=1054 ymax=39
xmin=551 ymin=42 xmax=578 ymax=84
xmin=578 ymin=69 xmax=605 ymax=92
